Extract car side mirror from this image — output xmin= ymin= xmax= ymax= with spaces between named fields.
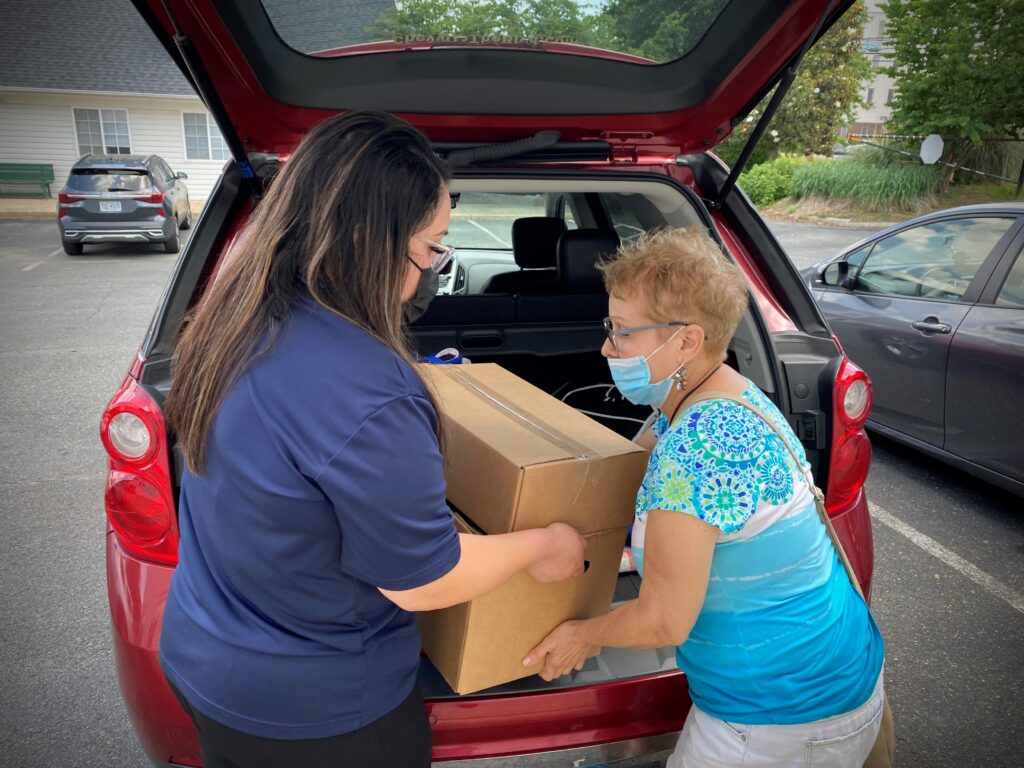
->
xmin=822 ymin=261 xmax=853 ymax=289
xmin=176 ymin=171 xmax=188 ymax=180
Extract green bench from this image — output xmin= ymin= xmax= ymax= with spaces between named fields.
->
xmin=0 ymin=163 xmax=56 ymax=198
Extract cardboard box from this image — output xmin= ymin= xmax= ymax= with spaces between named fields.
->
xmin=418 ymin=363 xmax=647 ymax=535
xmin=417 ymin=512 xmax=629 ymax=694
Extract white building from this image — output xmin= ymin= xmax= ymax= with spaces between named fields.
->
xmin=851 ymin=0 xmax=898 ymax=137
xmin=0 ymin=1 xmax=234 ymax=199
xmin=0 ymin=0 xmax=395 ymax=200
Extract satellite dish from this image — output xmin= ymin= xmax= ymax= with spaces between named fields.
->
xmin=920 ymin=134 xmax=944 ymax=165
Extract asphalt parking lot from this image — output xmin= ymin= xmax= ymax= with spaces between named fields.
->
xmin=0 ymin=217 xmax=1022 ymax=767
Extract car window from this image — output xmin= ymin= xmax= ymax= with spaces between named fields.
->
xmin=853 ymin=217 xmax=1016 ymax=301
xmin=260 ymin=0 xmax=731 ymax=65
xmin=604 ymin=196 xmax=645 ymax=244
xmin=149 ymin=163 xmax=168 ymax=185
xmin=448 ymin=192 xmax=567 ymax=251
xmin=846 ymin=244 xmax=871 ymax=271
xmin=557 ymin=196 xmax=578 ymax=231
xmin=158 ymin=160 xmax=174 ymax=183
xmin=66 ymin=169 xmax=152 ymax=193
xmin=995 ymin=249 xmax=1024 ymax=307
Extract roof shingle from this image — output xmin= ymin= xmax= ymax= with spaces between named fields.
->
xmin=0 ymin=0 xmax=396 ymax=96
xmin=0 ymin=0 xmax=195 ymax=95
xmin=262 ymin=0 xmax=396 ymax=53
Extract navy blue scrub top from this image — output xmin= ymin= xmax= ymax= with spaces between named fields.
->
xmin=160 ymin=297 xmax=461 ymax=739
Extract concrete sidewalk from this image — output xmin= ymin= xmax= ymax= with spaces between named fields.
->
xmin=0 ymin=198 xmax=56 ymax=219
xmin=0 ymin=197 xmax=206 ymax=220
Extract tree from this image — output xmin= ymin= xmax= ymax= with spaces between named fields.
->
xmin=602 ymin=0 xmax=724 ymax=61
xmin=716 ymin=1 xmax=871 ymax=166
xmin=373 ymin=0 xmax=615 ymax=49
xmin=880 ymin=0 xmax=1024 ymax=186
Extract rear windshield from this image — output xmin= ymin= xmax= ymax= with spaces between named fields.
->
xmin=67 ymin=169 xmax=152 ymax=193
xmin=260 ymin=0 xmax=730 ymax=64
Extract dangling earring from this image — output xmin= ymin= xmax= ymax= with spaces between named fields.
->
xmin=672 ymin=364 xmax=688 ymax=392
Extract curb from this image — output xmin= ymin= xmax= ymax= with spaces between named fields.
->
xmin=816 ymin=216 xmax=901 ymax=230
xmin=0 ymin=212 xmax=54 ymax=220
xmin=762 ymin=211 xmax=900 ymax=230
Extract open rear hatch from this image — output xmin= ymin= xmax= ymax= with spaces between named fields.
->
xmin=133 ymin=0 xmax=854 ymax=160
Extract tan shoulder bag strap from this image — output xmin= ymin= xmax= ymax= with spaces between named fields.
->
xmin=678 ymin=390 xmax=865 ymax=599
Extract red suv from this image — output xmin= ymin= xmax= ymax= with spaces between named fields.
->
xmin=103 ymin=1 xmax=875 ymax=765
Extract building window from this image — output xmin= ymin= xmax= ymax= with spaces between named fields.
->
xmin=183 ymin=112 xmax=231 ymax=161
xmin=886 ymin=89 xmax=895 ymax=105
xmin=74 ymin=108 xmax=131 ymax=155
xmin=866 ymin=88 xmax=875 ymax=104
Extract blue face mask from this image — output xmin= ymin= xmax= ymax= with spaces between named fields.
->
xmin=607 ymin=331 xmax=684 ymax=409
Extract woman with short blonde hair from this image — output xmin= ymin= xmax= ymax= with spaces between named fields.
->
xmin=526 ymin=227 xmax=885 ymax=767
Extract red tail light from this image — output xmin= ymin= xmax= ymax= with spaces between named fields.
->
xmin=100 ymin=369 xmax=178 ymax=565
xmin=135 ymin=192 xmax=164 ymax=204
xmin=825 ymin=356 xmax=873 ymax=515
xmin=58 ymin=192 xmax=84 ymax=204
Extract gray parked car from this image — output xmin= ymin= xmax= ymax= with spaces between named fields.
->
xmin=803 ymin=203 xmax=1024 ymax=497
xmin=58 ymin=154 xmax=191 ymax=255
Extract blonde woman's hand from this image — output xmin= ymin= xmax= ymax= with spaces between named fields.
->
xmin=526 ymin=523 xmax=587 ymax=583
xmin=522 ymin=620 xmax=599 ymax=680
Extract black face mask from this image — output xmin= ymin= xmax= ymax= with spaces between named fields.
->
xmin=403 ymin=267 xmax=439 ymax=324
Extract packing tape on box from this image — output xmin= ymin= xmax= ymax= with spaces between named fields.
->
xmin=447 ymin=368 xmax=595 ymax=460
xmin=446 ymin=367 xmax=600 ymax=504
xmin=446 ymin=368 xmax=598 ymax=507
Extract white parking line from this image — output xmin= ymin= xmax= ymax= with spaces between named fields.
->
xmin=870 ymin=502 xmax=1024 ymax=615
xmin=466 ymin=219 xmax=512 ymax=248
xmin=20 ymin=247 xmax=63 ymax=271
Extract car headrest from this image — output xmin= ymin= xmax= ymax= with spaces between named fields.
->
xmin=511 ymin=217 xmax=568 ymax=269
xmin=557 ymin=229 xmax=621 ymax=293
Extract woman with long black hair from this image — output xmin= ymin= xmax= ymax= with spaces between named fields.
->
xmin=160 ymin=111 xmax=586 ymax=768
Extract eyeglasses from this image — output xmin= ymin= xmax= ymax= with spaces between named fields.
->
xmin=603 ymin=317 xmax=689 ymax=352
xmin=409 ymin=235 xmax=455 ymax=274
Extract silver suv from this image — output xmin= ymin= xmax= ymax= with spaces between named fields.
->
xmin=58 ymin=154 xmax=191 ymax=255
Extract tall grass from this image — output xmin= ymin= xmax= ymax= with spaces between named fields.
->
xmin=792 ymin=160 xmax=940 ymax=209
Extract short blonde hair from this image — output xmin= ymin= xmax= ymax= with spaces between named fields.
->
xmin=599 ymin=227 xmax=749 ymax=356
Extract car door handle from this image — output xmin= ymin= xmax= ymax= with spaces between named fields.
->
xmin=911 ymin=319 xmax=952 ymax=335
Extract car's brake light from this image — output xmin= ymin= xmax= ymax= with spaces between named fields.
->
xmin=135 ymin=192 xmax=164 ymax=204
xmin=825 ymin=356 xmax=873 ymax=515
xmin=58 ymin=192 xmax=83 ymax=204
xmin=100 ymin=369 xmax=178 ymax=566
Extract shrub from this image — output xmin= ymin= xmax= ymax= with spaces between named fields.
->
xmin=792 ymin=159 xmax=940 ymax=209
xmin=738 ymin=155 xmax=808 ymax=207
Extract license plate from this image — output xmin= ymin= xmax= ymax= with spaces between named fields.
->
xmin=99 ymin=200 xmax=122 ymax=213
